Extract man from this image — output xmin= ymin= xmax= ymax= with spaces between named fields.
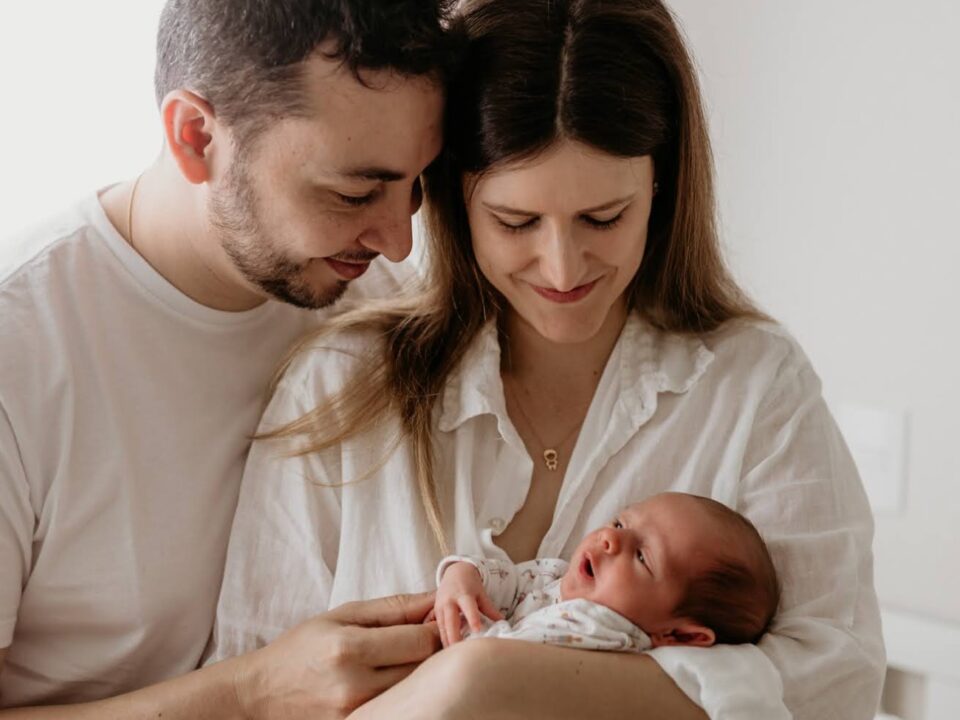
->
xmin=0 ymin=1 xmax=455 ymax=717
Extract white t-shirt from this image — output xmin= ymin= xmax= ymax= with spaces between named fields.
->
xmin=210 ymin=315 xmax=885 ymax=720
xmin=0 ymin=192 xmax=413 ymax=707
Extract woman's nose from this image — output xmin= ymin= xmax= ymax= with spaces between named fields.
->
xmin=539 ymin=223 xmax=585 ymax=291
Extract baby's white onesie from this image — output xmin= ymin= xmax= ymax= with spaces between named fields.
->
xmin=436 ymin=556 xmax=651 ymax=652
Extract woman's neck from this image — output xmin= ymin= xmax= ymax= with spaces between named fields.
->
xmin=500 ymin=299 xmax=629 ymax=398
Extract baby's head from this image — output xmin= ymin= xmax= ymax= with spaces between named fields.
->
xmin=560 ymin=492 xmax=779 ymax=647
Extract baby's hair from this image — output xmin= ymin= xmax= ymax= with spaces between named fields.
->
xmin=673 ymin=496 xmax=781 ymax=645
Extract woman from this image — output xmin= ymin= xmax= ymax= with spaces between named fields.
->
xmin=210 ymin=1 xmax=884 ymax=718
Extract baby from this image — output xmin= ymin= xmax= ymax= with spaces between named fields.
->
xmin=434 ymin=492 xmax=780 ymax=652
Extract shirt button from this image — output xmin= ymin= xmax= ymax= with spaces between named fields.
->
xmin=489 ymin=517 xmax=506 ymax=532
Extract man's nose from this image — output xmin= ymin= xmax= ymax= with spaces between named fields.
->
xmin=359 ymin=197 xmax=415 ymax=263
xmin=539 ymin=224 xmax=585 ymax=291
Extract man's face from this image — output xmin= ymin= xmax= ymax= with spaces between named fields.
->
xmin=209 ymin=55 xmax=444 ymax=309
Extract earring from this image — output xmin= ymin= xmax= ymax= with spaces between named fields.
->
xmin=653 ymin=181 xmax=660 ymax=195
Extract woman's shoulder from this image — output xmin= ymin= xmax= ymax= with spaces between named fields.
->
xmin=693 ymin=318 xmax=822 ymax=400
xmin=703 ymin=318 xmax=811 ymax=371
xmin=272 ymin=324 xmax=387 ymax=402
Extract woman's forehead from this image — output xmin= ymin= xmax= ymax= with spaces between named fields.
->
xmin=471 ymin=143 xmax=654 ymax=212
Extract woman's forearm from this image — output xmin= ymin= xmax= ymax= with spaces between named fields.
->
xmin=350 ymin=638 xmax=708 ymax=720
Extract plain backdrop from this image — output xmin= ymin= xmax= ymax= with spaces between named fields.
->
xmin=1 ymin=0 xmax=957 ymax=629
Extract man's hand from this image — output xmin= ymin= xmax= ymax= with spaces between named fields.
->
xmin=434 ymin=562 xmax=503 ymax=647
xmin=232 ymin=592 xmax=441 ymax=720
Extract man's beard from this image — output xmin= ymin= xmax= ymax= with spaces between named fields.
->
xmin=209 ymin=159 xmax=349 ymax=310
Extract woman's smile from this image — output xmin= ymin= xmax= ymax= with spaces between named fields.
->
xmin=529 ymin=278 xmax=600 ymax=304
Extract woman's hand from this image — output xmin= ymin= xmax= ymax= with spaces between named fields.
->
xmin=434 ymin=561 xmax=503 ymax=646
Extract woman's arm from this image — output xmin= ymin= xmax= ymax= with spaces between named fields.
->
xmin=649 ymin=339 xmax=885 ymax=720
xmin=349 ymin=639 xmax=707 ymax=720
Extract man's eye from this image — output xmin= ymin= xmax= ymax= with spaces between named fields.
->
xmin=336 ymin=191 xmax=375 ymax=207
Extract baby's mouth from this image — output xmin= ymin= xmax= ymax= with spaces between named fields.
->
xmin=580 ymin=555 xmax=595 ymax=579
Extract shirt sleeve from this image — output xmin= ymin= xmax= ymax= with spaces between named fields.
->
xmin=0 ymin=401 xmax=33 ymax=649
xmin=204 ymin=347 xmax=356 ymax=664
xmin=648 ymin=344 xmax=885 ymax=720
xmin=437 ymin=555 xmax=521 ymax=618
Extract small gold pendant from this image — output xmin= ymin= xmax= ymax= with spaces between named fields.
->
xmin=543 ymin=449 xmax=559 ymax=471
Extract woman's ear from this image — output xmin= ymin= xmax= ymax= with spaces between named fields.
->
xmin=160 ymin=89 xmax=217 ymax=185
xmin=648 ymin=621 xmax=716 ymax=648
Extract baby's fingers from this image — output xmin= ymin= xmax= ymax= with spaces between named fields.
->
xmin=476 ymin=593 xmax=504 ymax=622
xmin=458 ymin=595 xmax=486 ymax=633
xmin=444 ymin=602 xmax=464 ymax=645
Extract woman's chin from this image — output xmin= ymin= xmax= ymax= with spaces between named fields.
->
xmin=524 ymin=314 xmax=609 ymax=346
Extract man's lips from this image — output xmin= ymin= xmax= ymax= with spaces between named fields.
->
xmin=530 ymin=278 xmax=599 ymax=304
xmin=324 ymin=257 xmax=372 ymax=280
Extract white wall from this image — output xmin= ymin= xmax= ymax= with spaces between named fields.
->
xmin=664 ymin=0 xmax=960 ymax=624
xmin=3 ymin=0 xmax=956 ymax=633
xmin=0 ymin=1 xmax=165 ymax=238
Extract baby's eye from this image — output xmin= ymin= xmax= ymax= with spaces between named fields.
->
xmin=636 ymin=549 xmax=646 ymax=565
xmin=612 ymin=519 xmax=623 ymax=529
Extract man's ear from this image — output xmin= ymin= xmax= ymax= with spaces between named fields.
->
xmin=160 ymin=89 xmax=217 ymax=185
xmin=648 ymin=621 xmax=716 ymax=648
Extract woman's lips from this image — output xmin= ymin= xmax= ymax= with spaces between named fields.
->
xmin=531 ymin=278 xmax=599 ymax=304
xmin=325 ymin=258 xmax=371 ymax=280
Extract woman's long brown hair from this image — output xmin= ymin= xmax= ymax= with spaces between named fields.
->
xmin=262 ymin=0 xmax=765 ymax=552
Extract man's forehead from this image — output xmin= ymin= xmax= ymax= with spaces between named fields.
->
xmin=288 ymin=54 xmax=443 ymax=176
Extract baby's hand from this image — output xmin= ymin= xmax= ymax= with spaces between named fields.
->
xmin=435 ymin=561 xmax=504 ymax=647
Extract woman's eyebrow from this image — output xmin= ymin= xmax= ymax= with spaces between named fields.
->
xmin=481 ymin=202 xmax=538 ymax=217
xmin=482 ymin=194 xmax=635 ymax=217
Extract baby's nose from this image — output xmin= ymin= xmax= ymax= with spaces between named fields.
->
xmin=600 ymin=528 xmax=621 ymax=553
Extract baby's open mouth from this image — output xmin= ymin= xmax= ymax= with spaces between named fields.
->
xmin=581 ymin=556 xmax=595 ymax=578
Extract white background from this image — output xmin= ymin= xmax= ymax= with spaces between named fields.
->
xmin=0 ymin=2 xmax=165 ymax=236
xmin=1 ymin=1 xmax=958 ymax=715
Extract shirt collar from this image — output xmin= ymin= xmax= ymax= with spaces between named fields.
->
xmin=438 ymin=313 xmax=715 ymax=433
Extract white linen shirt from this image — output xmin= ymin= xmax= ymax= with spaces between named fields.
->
xmin=210 ymin=314 xmax=885 ymax=720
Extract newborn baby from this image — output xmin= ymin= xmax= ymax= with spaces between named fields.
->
xmin=434 ymin=492 xmax=780 ymax=652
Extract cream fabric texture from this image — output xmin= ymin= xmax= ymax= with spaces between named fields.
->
xmin=211 ymin=313 xmax=884 ymax=720
xmin=436 ymin=555 xmax=651 ymax=652
xmin=0 ymin=193 xmax=412 ymax=706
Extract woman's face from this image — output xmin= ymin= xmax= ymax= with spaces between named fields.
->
xmin=466 ymin=139 xmax=655 ymax=345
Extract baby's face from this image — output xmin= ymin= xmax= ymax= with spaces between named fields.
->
xmin=560 ymin=493 xmax=723 ymax=634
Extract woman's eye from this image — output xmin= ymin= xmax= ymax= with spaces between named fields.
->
xmin=637 ymin=549 xmax=646 ymax=565
xmin=582 ymin=211 xmax=625 ymax=230
xmin=495 ymin=216 xmax=539 ymax=233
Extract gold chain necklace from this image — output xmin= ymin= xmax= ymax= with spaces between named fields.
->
xmin=126 ymin=173 xmax=143 ymax=252
xmin=505 ymin=378 xmax=584 ymax=471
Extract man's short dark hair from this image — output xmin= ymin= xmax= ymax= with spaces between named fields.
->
xmin=155 ymin=0 xmax=457 ymax=141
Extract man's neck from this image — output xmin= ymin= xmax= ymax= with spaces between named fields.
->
xmin=100 ymin=161 xmax=267 ymax=312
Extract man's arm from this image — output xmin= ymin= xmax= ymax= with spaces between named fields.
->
xmin=349 ymin=637 xmax=707 ymax=720
xmin=0 ymin=594 xmax=440 ymax=720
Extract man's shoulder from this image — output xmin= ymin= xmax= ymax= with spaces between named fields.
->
xmin=0 ymin=196 xmax=101 ymax=291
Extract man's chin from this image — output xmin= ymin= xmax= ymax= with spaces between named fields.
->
xmin=259 ymin=277 xmax=349 ymax=310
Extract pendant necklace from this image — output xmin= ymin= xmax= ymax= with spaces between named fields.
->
xmin=506 ymin=379 xmax=584 ymax=472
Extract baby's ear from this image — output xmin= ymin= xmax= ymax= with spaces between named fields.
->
xmin=648 ymin=621 xmax=716 ymax=648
